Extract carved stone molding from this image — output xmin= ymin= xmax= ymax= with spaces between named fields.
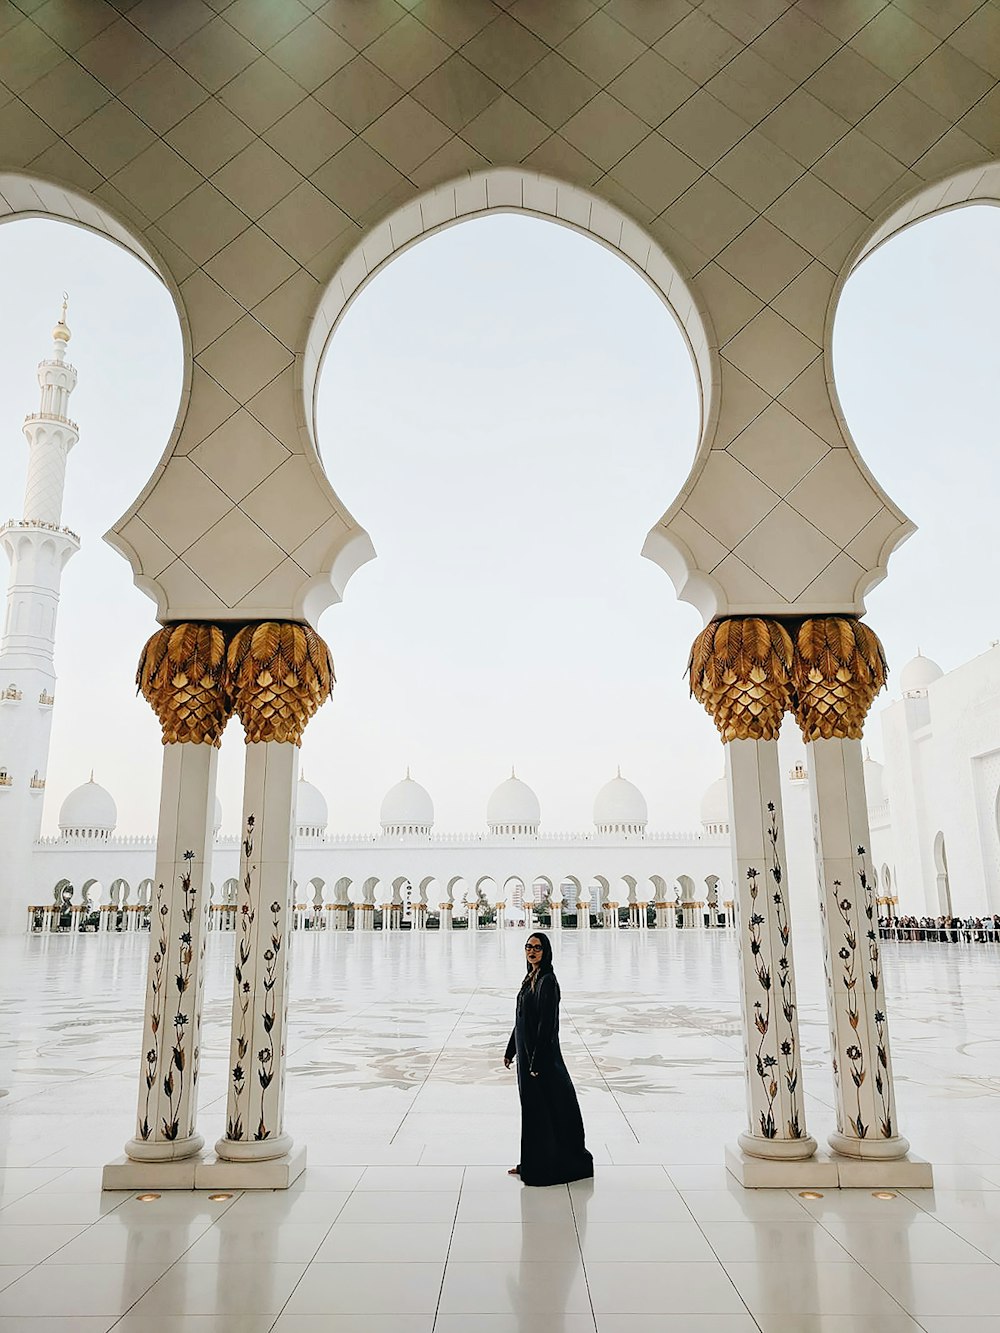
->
xmin=688 ymin=617 xmax=794 ymax=742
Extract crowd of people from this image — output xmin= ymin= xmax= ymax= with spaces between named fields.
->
xmin=879 ymin=914 xmax=1000 ymax=943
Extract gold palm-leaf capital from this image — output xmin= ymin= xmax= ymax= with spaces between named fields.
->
xmin=791 ymin=616 xmax=887 ymax=741
xmin=688 ymin=617 xmax=794 ymax=742
xmin=227 ymin=621 xmax=334 ymax=745
xmin=137 ymin=622 xmax=231 ymax=746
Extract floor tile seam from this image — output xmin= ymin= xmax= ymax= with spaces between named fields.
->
xmin=428 ymin=1168 xmax=468 ymax=1329
xmin=567 ymin=1180 xmax=600 ymax=1331
xmin=561 ymin=1012 xmax=640 ymax=1144
xmin=391 ymin=985 xmax=487 ymax=1145
xmin=787 ymin=1210 xmax=885 ymax=1263
xmin=912 ymin=1212 xmax=1000 ymax=1266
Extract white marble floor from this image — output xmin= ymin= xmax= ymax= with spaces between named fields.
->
xmin=2 ymin=926 xmax=1000 ymax=1331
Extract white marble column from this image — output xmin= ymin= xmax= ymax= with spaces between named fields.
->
xmin=577 ymin=901 xmax=591 ymax=929
xmin=438 ymin=901 xmax=452 ymax=930
xmin=213 ymin=740 xmax=299 ymax=1169
xmin=110 ymin=741 xmax=217 ymax=1178
xmin=807 ymin=737 xmax=909 ymax=1160
xmin=727 ymin=739 xmax=816 ymax=1163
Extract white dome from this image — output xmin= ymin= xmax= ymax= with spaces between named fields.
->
xmin=864 ymin=752 xmax=886 ymax=807
xmin=59 ymin=777 xmax=117 ymax=839
xmin=296 ymin=776 xmax=328 ymax=835
xmin=594 ymin=771 xmax=648 ymax=832
xmin=487 ymin=773 xmax=540 ymax=833
xmin=700 ymin=777 xmax=729 ymax=832
xmin=380 ymin=774 xmax=433 ymax=833
xmin=214 ymin=797 xmax=223 ymax=833
xmin=900 ymin=652 xmax=943 ymax=696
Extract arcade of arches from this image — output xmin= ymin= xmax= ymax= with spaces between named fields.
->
xmin=3 ymin=0 xmax=1000 ymax=1221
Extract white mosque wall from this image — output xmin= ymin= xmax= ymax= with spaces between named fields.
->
xmin=29 ymin=828 xmax=733 ymax=922
xmin=875 ymin=646 xmax=1000 ymax=918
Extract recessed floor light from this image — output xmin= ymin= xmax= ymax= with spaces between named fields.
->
xmin=799 ymin=1190 xmax=824 ymax=1199
xmin=872 ymin=1190 xmax=897 ymax=1200
xmin=208 ymin=1192 xmax=233 ymax=1202
xmin=136 ymin=1192 xmax=160 ymax=1202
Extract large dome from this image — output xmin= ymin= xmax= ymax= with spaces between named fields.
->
xmin=594 ymin=770 xmax=647 ymax=833
xmin=296 ymin=776 xmax=328 ymax=836
xmin=487 ymin=773 xmax=540 ymax=833
xmin=59 ymin=776 xmax=117 ymax=840
xmin=900 ymin=652 xmax=943 ymax=697
xmin=700 ymin=777 xmax=729 ymax=833
xmin=380 ymin=773 xmax=433 ymax=834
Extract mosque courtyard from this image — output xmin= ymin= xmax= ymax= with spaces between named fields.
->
xmin=1 ymin=926 xmax=999 ymax=1331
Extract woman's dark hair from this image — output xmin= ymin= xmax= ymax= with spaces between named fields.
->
xmin=522 ymin=930 xmax=554 ymax=980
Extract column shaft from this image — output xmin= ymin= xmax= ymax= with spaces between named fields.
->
xmin=728 ymin=739 xmax=816 ymax=1160
xmin=126 ymin=741 xmax=217 ymax=1162
xmin=807 ymin=737 xmax=908 ymax=1159
xmin=217 ymin=740 xmax=298 ymax=1161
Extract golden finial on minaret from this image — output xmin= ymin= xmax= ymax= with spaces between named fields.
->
xmin=53 ymin=293 xmax=71 ymax=343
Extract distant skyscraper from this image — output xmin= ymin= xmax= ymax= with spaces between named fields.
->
xmin=0 ymin=300 xmax=80 ymax=933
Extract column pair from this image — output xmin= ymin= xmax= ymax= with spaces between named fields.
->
xmin=689 ymin=615 xmax=922 ymax=1185
xmin=104 ymin=620 xmax=333 ymax=1190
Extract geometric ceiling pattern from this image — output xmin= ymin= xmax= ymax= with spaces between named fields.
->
xmin=0 ymin=0 xmax=997 ymax=623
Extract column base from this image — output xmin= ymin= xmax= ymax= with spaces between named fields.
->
xmin=738 ymin=1131 xmax=818 ymax=1162
xmin=726 ymin=1143 xmax=932 ymax=1189
xmin=102 ymin=1147 xmax=307 ymax=1192
xmin=102 ymin=1155 xmax=202 ymax=1191
xmin=828 ymin=1130 xmax=910 ymax=1161
xmin=123 ymin=1132 xmax=204 ymax=1163
xmin=197 ymin=1146 xmax=306 ymax=1191
xmin=727 ymin=1144 xmax=837 ymax=1189
xmin=214 ymin=1131 xmax=293 ymax=1163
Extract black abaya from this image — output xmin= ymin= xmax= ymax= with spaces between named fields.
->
xmin=505 ymin=970 xmax=594 ymax=1186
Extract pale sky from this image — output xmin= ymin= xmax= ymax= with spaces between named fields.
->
xmin=0 ymin=206 xmax=997 ymax=837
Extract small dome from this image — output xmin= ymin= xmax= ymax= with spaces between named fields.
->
xmin=900 ymin=652 xmax=943 ymax=697
xmin=700 ymin=776 xmax=729 ymax=832
xmin=214 ymin=796 xmax=223 ymax=833
xmin=487 ymin=772 xmax=540 ymax=833
xmin=296 ymin=776 xmax=328 ymax=835
xmin=864 ymin=752 xmax=885 ymax=807
xmin=59 ymin=776 xmax=117 ymax=839
xmin=594 ymin=770 xmax=648 ymax=832
xmin=380 ymin=773 xmax=433 ymax=834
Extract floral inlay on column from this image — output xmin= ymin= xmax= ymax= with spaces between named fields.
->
xmin=216 ymin=621 xmax=334 ymax=1164
xmin=228 ymin=816 xmax=255 ymax=1143
xmin=794 ymin=616 xmax=909 ymax=1160
xmin=690 ymin=617 xmax=815 ymax=1161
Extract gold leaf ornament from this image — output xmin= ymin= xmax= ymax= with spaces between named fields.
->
xmin=688 ymin=617 xmax=794 ymax=741
xmin=227 ymin=621 xmax=335 ymax=745
xmin=137 ymin=622 xmax=231 ymax=745
xmin=791 ymin=617 xmax=886 ymax=741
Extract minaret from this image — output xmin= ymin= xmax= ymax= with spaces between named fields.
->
xmin=0 ymin=299 xmax=81 ymax=933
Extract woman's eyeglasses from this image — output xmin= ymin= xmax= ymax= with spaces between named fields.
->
xmin=525 ymin=944 xmax=542 ymax=952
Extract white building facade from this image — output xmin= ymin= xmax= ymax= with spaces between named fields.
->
xmin=0 ymin=303 xmax=80 ymax=936
xmin=867 ymin=648 xmax=1000 ymax=920
xmin=29 ymin=768 xmax=734 ymax=932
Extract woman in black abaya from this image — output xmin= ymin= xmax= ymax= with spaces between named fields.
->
xmin=503 ymin=932 xmax=594 ymax=1186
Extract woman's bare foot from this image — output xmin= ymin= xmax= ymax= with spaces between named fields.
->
xmin=507 ymin=1166 xmax=519 ymax=1176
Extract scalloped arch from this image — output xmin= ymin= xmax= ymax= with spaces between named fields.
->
xmin=301 ymin=165 xmax=716 ymax=495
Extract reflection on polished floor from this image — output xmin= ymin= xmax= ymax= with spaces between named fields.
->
xmin=2 ymin=927 xmax=1000 ymax=1331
